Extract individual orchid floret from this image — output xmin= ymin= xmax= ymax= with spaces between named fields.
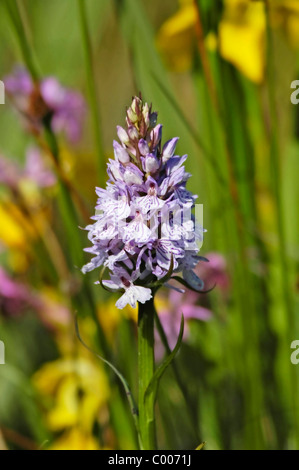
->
xmin=82 ymin=95 xmax=206 ymax=309
xmin=4 ymin=66 xmax=86 ymax=143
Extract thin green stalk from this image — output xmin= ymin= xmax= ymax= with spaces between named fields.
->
xmin=138 ymin=298 xmax=156 ymax=450
xmin=265 ymin=2 xmax=299 ymax=446
xmin=77 ymin=0 xmax=105 ymax=180
xmin=265 ymin=3 xmax=294 ymax=329
xmin=4 ymin=0 xmax=39 ymax=80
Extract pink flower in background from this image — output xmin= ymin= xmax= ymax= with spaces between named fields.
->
xmin=194 ymin=252 xmax=229 ymax=293
xmin=24 ymin=147 xmax=56 ymax=188
xmin=0 ymin=156 xmax=21 ymax=188
xmin=0 ymin=147 xmax=56 ymax=190
xmin=0 ymin=267 xmax=33 ymax=316
xmin=155 ymin=252 xmax=230 ymax=360
xmin=0 ymin=268 xmax=70 ymax=328
xmin=5 ymin=67 xmax=86 ymax=143
xmin=155 ymin=287 xmax=212 ymax=360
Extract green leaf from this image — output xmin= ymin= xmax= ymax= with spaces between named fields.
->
xmin=144 ymin=314 xmax=184 ymax=409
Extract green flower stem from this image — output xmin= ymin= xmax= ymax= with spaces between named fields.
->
xmin=77 ymin=0 xmax=105 ymax=182
xmin=138 ymin=298 xmax=156 ymax=450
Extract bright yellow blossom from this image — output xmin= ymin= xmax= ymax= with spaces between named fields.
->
xmin=33 ymin=357 xmax=109 ymax=433
xmin=97 ymin=298 xmax=137 ymax=342
xmin=48 ymin=427 xmax=100 ymax=450
xmin=157 ymin=0 xmax=299 ymax=83
xmin=157 ymin=0 xmax=197 ymax=72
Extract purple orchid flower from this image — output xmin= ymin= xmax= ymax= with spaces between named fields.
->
xmin=82 ymin=96 xmax=206 ymax=309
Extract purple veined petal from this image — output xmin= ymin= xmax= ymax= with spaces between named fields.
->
xmin=156 ymin=244 xmax=173 ymax=270
xmin=104 ymin=250 xmax=128 ymax=270
xmin=161 ymin=221 xmax=182 ymax=240
xmin=168 ymin=166 xmax=188 ymax=187
xmin=159 ymin=239 xmax=185 ymax=257
xmin=82 ymin=253 xmax=106 ymax=273
xmin=107 ymin=159 xmax=125 ymax=182
xmin=102 ymin=195 xmax=131 ymax=221
xmin=183 ymin=269 xmax=204 ymax=291
xmin=123 ymin=219 xmax=152 ymax=244
xmin=116 ymin=285 xmax=152 ymax=309
xmin=158 ymin=177 xmax=170 ymax=197
xmin=143 ymin=154 xmax=160 ymax=173
xmin=95 ymin=187 xmax=115 ymax=200
xmin=135 ymin=195 xmax=164 ymax=215
xmin=166 ymin=155 xmax=188 ymax=176
xmin=174 ymin=187 xmax=197 ymax=206
xmin=181 ymin=304 xmax=212 ymax=321
xmin=162 ymin=137 xmax=179 ymax=163
xmin=113 ymin=140 xmax=130 ymax=164
xmin=123 ymin=164 xmax=144 ymax=185
xmin=97 ymin=224 xmax=118 ymax=241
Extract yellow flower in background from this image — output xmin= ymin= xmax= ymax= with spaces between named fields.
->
xmin=0 ymin=201 xmax=34 ymax=249
xmin=157 ymin=0 xmax=197 ymax=72
xmin=157 ymin=0 xmax=299 ymax=83
xmin=49 ymin=427 xmax=100 ymax=450
xmin=97 ymin=299 xmax=137 ymax=342
xmin=219 ymin=0 xmax=266 ymax=84
xmin=0 ymin=201 xmax=35 ymax=271
xmin=33 ymin=357 xmax=109 ymax=433
xmin=272 ymin=0 xmax=299 ymax=48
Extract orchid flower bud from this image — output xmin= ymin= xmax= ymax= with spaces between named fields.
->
xmin=113 ymin=140 xmax=130 ymax=164
xmin=162 ymin=137 xmax=179 ymax=163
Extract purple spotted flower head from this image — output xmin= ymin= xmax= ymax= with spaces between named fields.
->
xmin=82 ymin=96 xmax=206 ymax=309
xmin=4 ymin=66 xmax=86 ymax=143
